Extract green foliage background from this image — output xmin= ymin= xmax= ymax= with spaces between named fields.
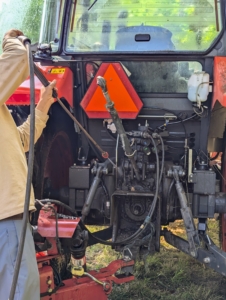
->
xmin=73 ymin=0 xmax=222 ymax=51
xmin=21 ymin=0 xmax=43 ymax=43
xmin=0 ymin=0 xmax=222 ymax=52
xmin=0 ymin=0 xmax=43 ymax=44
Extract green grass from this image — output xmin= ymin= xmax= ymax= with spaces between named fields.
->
xmin=86 ymin=220 xmax=226 ymax=300
xmin=110 ymin=249 xmax=226 ymax=300
xmin=85 ymin=226 xmax=118 ymax=270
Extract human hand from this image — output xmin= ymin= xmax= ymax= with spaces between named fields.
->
xmin=36 ymin=80 xmax=57 ymax=114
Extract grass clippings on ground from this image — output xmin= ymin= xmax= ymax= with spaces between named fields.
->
xmin=86 ymin=220 xmax=226 ymax=300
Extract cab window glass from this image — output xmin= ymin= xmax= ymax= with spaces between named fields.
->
xmin=67 ymin=0 xmax=222 ymax=53
xmin=86 ymin=61 xmax=202 ymax=93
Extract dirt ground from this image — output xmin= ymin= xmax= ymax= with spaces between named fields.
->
xmin=86 ymin=220 xmax=226 ymax=300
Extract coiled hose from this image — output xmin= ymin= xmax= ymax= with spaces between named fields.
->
xmin=9 ymin=39 xmax=35 ymax=300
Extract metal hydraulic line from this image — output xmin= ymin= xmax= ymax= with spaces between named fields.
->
xmin=97 ymin=76 xmax=140 ymax=181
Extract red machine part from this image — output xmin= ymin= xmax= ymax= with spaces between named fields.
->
xmin=36 ymin=206 xmax=135 ymax=299
xmin=211 ymin=58 xmax=226 ymax=251
xmin=38 ymin=209 xmax=80 ymax=238
xmin=39 ymin=264 xmax=55 ymax=299
xmin=38 ymin=258 xmax=134 ymax=300
xmin=81 ymin=62 xmax=143 ymax=119
xmin=222 ymin=149 xmax=226 ymax=251
xmin=37 ymin=208 xmax=80 ymax=255
xmin=213 ymin=57 xmax=226 ymax=109
xmin=6 ymin=64 xmax=73 ymax=106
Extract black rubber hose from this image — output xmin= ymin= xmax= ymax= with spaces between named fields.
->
xmin=167 ymin=179 xmax=175 ymax=203
xmin=147 ymin=134 xmax=160 ymax=219
xmin=149 ymin=106 xmax=188 ymax=137
xmin=9 ymin=41 xmax=35 ymax=300
xmin=210 ymin=152 xmax=219 ymax=161
xmin=33 ymin=64 xmax=108 ymax=159
xmin=158 ymin=135 xmax=165 ymax=184
xmin=37 ymin=199 xmax=78 ymax=216
xmin=36 ymin=199 xmax=141 ymax=246
xmin=38 ymin=135 xmax=160 ymax=247
xmin=95 ymin=134 xmax=160 ymax=244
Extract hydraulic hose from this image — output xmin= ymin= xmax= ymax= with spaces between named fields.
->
xmin=158 ymin=135 xmax=164 ymax=184
xmin=33 ymin=64 xmax=109 ymax=159
xmin=9 ymin=38 xmax=35 ymax=300
xmin=33 ymin=74 xmax=160 ymax=247
xmin=37 ymin=135 xmax=160 ymax=246
xmin=97 ymin=76 xmax=141 ymax=181
xmin=145 ymin=134 xmax=160 ymax=219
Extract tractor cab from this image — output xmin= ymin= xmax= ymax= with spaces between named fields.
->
xmin=3 ymin=0 xmax=226 ymax=298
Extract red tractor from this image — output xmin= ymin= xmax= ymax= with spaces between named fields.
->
xmin=6 ymin=0 xmax=226 ymax=299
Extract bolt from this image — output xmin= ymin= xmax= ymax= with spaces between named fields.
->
xmin=48 ymin=288 xmax=53 ymax=293
xmin=47 ymin=280 xmax=52 ymax=285
xmin=203 ymin=257 xmax=211 ymax=264
xmin=103 ymin=168 xmax=108 ymax=175
xmin=190 ymin=251 xmax=196 ymax=258
xmin=103 ymin=282 xmax=111 ymax=292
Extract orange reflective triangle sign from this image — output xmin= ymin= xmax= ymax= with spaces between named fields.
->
xmin=81 ymin=63 xmax=143 ymax=119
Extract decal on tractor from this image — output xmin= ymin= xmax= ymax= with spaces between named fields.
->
xmin=50 ymin=68 xmax=66 ymax=74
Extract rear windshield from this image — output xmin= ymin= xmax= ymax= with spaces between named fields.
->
xmin=67 ymin=0 xmax=223 ymax=53
xmin=86 ymin=61 xmax=202 ymax=93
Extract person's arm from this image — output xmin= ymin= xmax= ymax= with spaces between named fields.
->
xmin=0 ymin=29 xmax=29 ymax=106
xmin=17 ymin=80 xmax=56 ymax=152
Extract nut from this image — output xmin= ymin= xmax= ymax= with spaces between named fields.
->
xmin=203 ymin=257 xmax=211 ymax=264
xmin=190 ymin=251 xmax=196 ymax=258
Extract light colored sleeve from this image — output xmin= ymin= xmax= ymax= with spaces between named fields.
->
xmin=0 ymin=38 xmax=29 ymax=106
xmin=17 ymin=109 xmax=49 ymax=152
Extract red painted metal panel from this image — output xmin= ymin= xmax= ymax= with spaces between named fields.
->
xmin=81 ymin=62 xmax=143 ymax=119
xmin=222 ymin=149 xmax=226 ymax=251
xmin=55 ymin=279 xmax=109 ymax=300
xmin=38 ymin=259 xmax=134 ymax=300
xmin=6 ymin=64 xmax=73 ymax=107
xmin=213 ymin=57 xmax=226 ymax=109
xmin=210 ymin=58 xmax=226 ymax=250
xmin=39 ymin=264 xmax=55 ymax=300
xmin=37 ymin=209 xmax=80 ymax=238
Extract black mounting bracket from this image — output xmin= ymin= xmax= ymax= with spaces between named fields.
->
xmin=163 ymin=229 xmax=226 ymax=277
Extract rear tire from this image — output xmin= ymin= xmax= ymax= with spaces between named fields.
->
xmin=220 ymin=149 xmax=226 ymax=250
xmin=33 ymin=101 xmax=77 ymax=200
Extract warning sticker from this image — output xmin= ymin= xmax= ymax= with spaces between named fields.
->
xmin=50 ymin=68 xmax=65 ymax=74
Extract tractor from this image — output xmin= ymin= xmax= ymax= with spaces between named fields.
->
xmin=4 ymin=0 xmax=226 ymax=299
